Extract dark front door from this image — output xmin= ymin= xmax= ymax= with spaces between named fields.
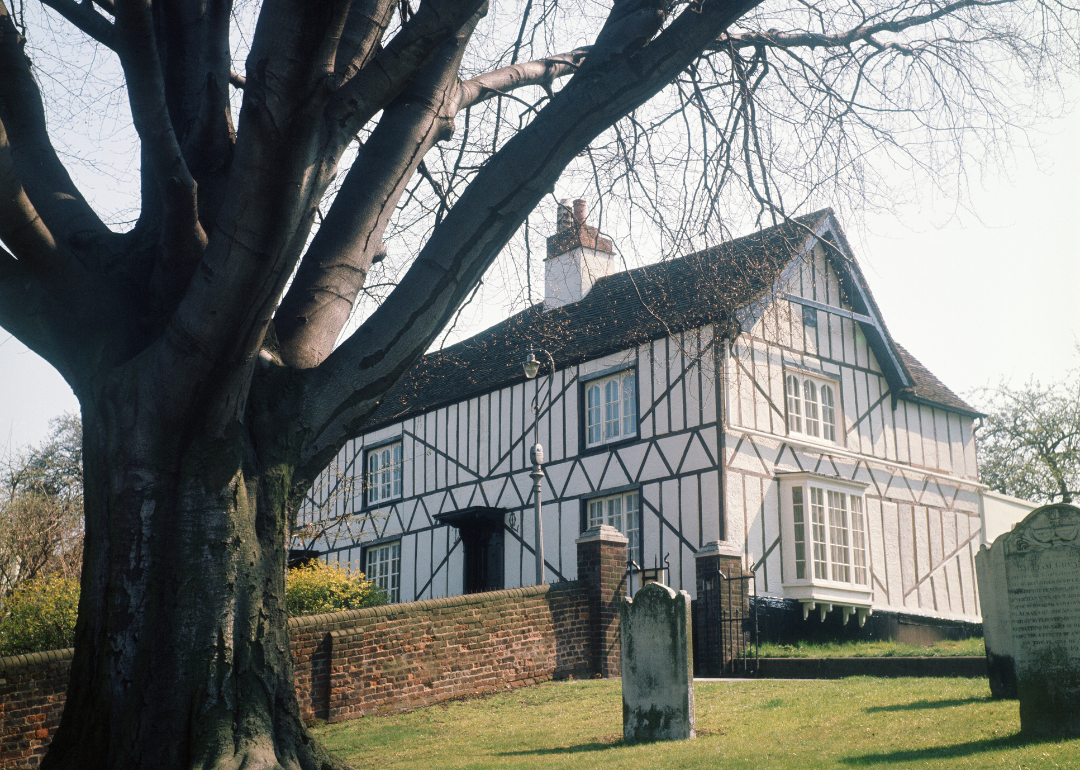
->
xmin=462 ymin=523 xmax=504 ymax=594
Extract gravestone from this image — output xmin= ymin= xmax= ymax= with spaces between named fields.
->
xmin=978 ymin=503 xmax=1080 ymax=735
xmin=975 ymin=537 xmax=1017 ymax=698
xmin=620 ymin=582 xmax=695 ymax=742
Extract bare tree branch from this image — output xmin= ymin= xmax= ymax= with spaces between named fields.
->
xmin=297 ymin=0 xmax=765 ymax=473
xmin=277 ymin=8 xmax=484 ymax=369
xmin=326 ymin=0 xmax=488 ymax=145
xmin=0 ymin=2 xmax=112 ymax=253
xmin=0 ymin=246 xmax=79 ymax=383
xmin=333 ymin=0 xmax=399 ymax=82
xmin=713 ymin=0 xmax=1016 ymax=51
xmin=0 ymin=117 xmax=61 ymax=268
xmin=39 ymin=0 xmax=116 ymax=48
xmin=458 ymin=48 xmax=589 ymax=110
xmin=113 ymin=0 xmax=206 ymax=282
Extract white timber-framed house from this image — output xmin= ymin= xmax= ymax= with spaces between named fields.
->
xmin=295 ymin=204 xmax=1000 ymax=628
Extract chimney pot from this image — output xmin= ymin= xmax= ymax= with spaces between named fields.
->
xmin=573 ymin=198 xmax=587 ymax=225
xmin=557 ymin=199 xmax=575 ymax=232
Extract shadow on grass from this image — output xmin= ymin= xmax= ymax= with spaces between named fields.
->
xmin=841 ymin=732 xmax=1057 ymax=765
xmin=498 ymin=741 xmax=621 ymax=757
xmin=498 ymin=728 xmax=720 ymax=757
xmin=865 ymin=696 xmax=994 ymax=713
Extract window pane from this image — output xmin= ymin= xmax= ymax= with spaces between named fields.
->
xmin=851 ymin=495 xmax=867 ymax=585
xmin=622 ymin=372 xmax=637 ymax=437
xmin=390 ymin=543 xmax=401 ymax=602
xmin=367 ymin=452 xmax=379 ymax=505
xmin=588 ymin=500 xmax=604 ymax=529
xmin=792 ymin=486 xmax=806 ymax=580
xmin=803 ymin=379 xmax=819 ymax=437
xmin=587 ymin=385 xmax=602 ymax=444
xmin=607 ymin=497 xmax=622 ymax=532
xmin=380 ymin=448 xmax=392 ymax=499
xmin=605 ymin=379 xmax=621 ymax=440
xmin=821 ymin=385 xmax=836 ymax=442
xmin=828 ymin=490 xmax=850 ymax=583
xmin=810 ymin=487 xmax=827 ymax=580
xmin=786 ymin=375 xmax=802 ymax=433
xmin=625 ymin=492 xmax=641 ymax=565
xmin=393 ymin=444 xmax=403 ymax=497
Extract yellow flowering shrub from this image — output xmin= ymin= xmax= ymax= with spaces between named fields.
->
xmin=285 ymin=560 xmax=387 ymax=617
xmin=0 ymin=573 xmax=80 ymax=655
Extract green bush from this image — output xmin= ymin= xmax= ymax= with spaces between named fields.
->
xmin=0 ymin=573 xmax=80 ymax=655
xmin=286 ymin=560 xmax=387 ymax=617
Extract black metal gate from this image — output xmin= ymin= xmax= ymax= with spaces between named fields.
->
xmin=693 ymin=566 xmax=758 ymax=677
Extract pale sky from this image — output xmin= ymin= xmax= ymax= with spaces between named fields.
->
xmin=1 ymin=110 xmax=1077 ymax=453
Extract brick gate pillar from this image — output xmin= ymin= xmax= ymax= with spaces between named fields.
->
xmin=576 ymin=525 xmax=628 ymax=678
xmin=695 ymin=541 xmax=748 ymax=675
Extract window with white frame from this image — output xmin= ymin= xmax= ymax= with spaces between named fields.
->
xmin=586 ymin=490 xmax=641 ymax=563
xmin=785 ymin=371 xmax=838 ymax=443
xmin=585 ymin=369 xmax=637 ymax=448
xmin=781 ymin=474 xmax=869 ymax=592
xmin=365 ymin=540 xmax=401 ymax=603
xmin=366 ymin=441 xmax=403 ymax=506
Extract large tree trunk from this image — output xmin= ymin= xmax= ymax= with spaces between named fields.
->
xmin=42 ymin=393 xmax=344 ymax=770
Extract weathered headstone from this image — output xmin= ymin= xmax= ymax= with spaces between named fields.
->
xmin=975 ymin=537 xmax=1017 ymax=698
xmin=620 ymin=582 xmax=695 ymax=742
xmin=979 ymin=503 xmax=1080 ymax=735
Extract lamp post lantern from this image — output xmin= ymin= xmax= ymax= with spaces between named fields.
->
xmin=523 ymin=345 xmax=555 ymax=586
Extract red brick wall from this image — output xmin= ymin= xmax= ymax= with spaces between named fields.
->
xmin=0 ymin=649 xmax=72 ymax=770
xmin=2 ymin=581 xmax=593 ymax=767
xmin=318 ymin=582 xmax=591 ymax=722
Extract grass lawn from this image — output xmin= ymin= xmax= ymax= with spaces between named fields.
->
xmin=313 ymin=677 xmax=1080 ymax=769
xmin=756 ymin=637 xmax=986 ymax=658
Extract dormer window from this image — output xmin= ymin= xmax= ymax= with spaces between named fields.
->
xmin=785 ymin=371 xmax=838 ymax=443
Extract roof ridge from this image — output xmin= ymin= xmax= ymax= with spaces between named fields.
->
xmin=362 ymin=209 xmax=975 ymax=429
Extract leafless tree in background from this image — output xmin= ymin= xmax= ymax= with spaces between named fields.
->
xmin=0 ymin=414 xmax=83 ymax=596
xmin=975 ymin=375 xmax=1080 ymax=504
xmin=0 ymin=0 xmax=1074 ymax=764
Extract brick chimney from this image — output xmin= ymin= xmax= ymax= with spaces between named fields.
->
xmin=544 ymin=198 xmax=616 ymax=309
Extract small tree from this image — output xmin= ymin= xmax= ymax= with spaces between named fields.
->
xmin=975 ymin=378 xmax=1080 ymax=504
xmin=0 ymin=572 xmax=80 ymax=655
xmin=0 ymin=414 xmax=83 ymax=597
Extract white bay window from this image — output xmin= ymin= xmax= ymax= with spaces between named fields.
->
xmin=780 ymin=472 xmax=871 ymax=625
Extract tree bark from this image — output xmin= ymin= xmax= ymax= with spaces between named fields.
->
xmin=42 ymin=373 xmax=345 ymax=770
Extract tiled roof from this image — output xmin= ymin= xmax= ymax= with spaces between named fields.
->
xmin=365 ymin=209 xmax=977 ymax=428
xmin=895 ymin=345 xmax=982 ymax=417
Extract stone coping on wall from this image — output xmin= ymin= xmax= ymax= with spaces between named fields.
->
xmin=0 ymin=647 xmax=74 ymax=673
xmin=287 ymin=580 xmax=585 ymax=630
